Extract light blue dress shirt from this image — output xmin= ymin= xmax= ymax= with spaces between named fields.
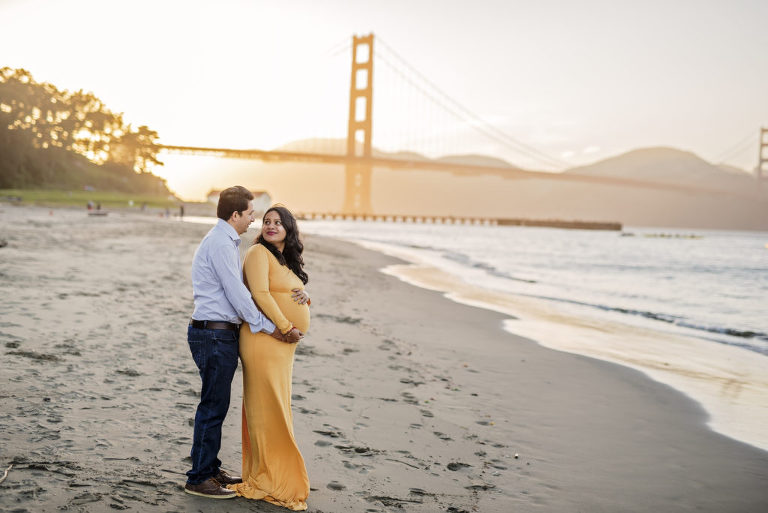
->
xmin=191 ymin=219 xmax=276 ymax=335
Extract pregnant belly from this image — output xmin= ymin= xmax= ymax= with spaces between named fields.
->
xmin=273 ymin=293 xmax=310 ymax=333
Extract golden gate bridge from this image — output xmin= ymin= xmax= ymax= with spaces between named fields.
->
xmin=160 ymin=34 xmax=768 ymax=215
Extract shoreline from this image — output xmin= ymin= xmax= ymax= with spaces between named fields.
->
xmin=2 ymin=206 xmax=767 ymax=512
xmin=347 ymin=238 xmax=768 ymax=454
xmin=182 ymin=214 xmax=768 ymax=451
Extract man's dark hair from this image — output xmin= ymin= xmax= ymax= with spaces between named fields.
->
xmin=217 ymin=186 xmax=254 ymax=220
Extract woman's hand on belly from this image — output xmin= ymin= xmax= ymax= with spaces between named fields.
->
xmin=271 ymin=293 xmax=311 ymax=334
xmin=291 ymin=288 xmax=310 ymax=305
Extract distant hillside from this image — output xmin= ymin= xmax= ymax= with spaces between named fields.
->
xmin=0 ymin=126 xmax=171 ymax=194
xmin=275 ymin=137 xmax=432 ymax=161
xmin=273 ymin=138 xmax=521 ymax=179
xmin=716 ymin=163 xmax=755 ymax=177
xmin=274 ymin=138 xmax=517 ymax=166
xmin=190 ymin=139 xmax=768 ymax=230
xmin=564 ymin=147 xmax=758 ymax=197
xmin=506 ymin=146 xmax=767 ymax=230
xmin=436 ymin=154 xmax=517 ymax=169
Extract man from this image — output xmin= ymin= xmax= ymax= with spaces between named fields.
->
xmin=184 ymin=186 xmax=301 ymax=499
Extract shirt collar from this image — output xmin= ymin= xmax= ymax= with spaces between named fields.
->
xmin=216 ymin=218 xmax=241 ymax=247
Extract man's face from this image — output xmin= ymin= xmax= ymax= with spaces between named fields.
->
xmin=232 ymin=200 xmax=256 ymax=235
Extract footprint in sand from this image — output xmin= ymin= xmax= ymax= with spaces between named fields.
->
xmin=334 ymin=444 xmax=378 ymax=457
xmin=69 ymin=492 xmax=103 ymax=506
xmin=465 ymin=483 xmax=495 ymax=491
xmin=342 ymin=461 xmax=372 ymax=474
xmin=313 ymin=426 xmax=344 ymax=439
xmin=115 ymin=369 xmax=141 ymax=377
xmin=327 ymin=481 xmax=346 ymax=491
xmin=7 ymin=350 xmax=61 ymax=362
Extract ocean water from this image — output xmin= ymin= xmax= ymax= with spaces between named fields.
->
xmin=295 ymin=219 xmax=768 ymax=452
xmin=184 ymin=215 xmax=768 ymax=451
xmin=300 ymin=221 xmax=768 ymax=355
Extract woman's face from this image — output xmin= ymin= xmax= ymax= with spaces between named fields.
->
xmin=261 ymin=210 xmax=287 ymax=245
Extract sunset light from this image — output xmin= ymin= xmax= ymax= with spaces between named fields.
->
xmin=2 ymin=2 xmax=768 ymax=511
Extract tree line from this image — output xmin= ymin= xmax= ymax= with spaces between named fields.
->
xmin=0 ymin=67 xmax=169 ymax=194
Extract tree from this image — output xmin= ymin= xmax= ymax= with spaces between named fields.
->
xmin=0 ymin=67 xmax=163 ymax=171
xmin=0 ymin=67 xmax=167 ymax=192
xmin=109 ymin=125 xmax=163 ymax=173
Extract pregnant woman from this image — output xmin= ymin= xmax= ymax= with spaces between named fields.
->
xmin=228 ymin=205 xmax=311 ymax=510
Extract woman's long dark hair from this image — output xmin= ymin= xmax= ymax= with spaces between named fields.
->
xmin=256 ymin=205 xmax=308 ymax=284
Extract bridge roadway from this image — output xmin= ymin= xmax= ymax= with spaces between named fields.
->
xmin=159 ymin=144 xmax=754 ymax=198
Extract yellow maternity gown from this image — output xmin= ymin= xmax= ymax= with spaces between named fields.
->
xmin=229 ymin=243 xmax=310 ymax=511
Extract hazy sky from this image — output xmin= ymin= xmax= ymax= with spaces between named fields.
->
xmin=2 ymin=0 xmax=767 ymax=200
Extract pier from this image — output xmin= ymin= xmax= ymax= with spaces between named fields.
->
xmin=297 ymin=212 xmax=622 ymax=230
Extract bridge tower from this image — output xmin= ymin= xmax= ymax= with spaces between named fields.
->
xmin=758 ymin=127 xmax=768 ymax=182
xmin=343 ymin=34 xmax=374 ymax=214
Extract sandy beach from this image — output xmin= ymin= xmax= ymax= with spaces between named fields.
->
xmin=1 ymin=204 xmax=767 ymax=512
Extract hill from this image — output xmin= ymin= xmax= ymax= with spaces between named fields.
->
xmin=0 ymin=126 xmax=170 ymax=194
xmin=564 ymin=147 xmax=759 ymax=197
xmin=273 ymin=138 xmax=518 ymax=167
xmin=0 ymin=67 xmax=170 ymax=196
xmin=182 ymin=139 xmax=767 ymax=230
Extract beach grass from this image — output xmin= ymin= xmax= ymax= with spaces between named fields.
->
xmin=0 ymin=188 xmax=179 ymax=209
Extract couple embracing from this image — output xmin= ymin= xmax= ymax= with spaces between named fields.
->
xmin=184 ymin=185 xmax=311 ymax=511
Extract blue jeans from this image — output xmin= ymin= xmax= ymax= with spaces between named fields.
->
xmin=186 ymin=326 xmax=239 ymax=485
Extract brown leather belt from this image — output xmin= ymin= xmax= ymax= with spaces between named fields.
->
xmin=189 ymin=319 xmax=239 ymax=331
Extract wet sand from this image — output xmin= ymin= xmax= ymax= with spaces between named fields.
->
xmin=1 ymin=205 xmax=767 ymax=512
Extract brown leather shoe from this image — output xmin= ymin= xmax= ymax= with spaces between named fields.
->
xmin=184 ymin=477 xmax=236 ymax=499
xmin=214 ymin=469 xmax=243 ymax=485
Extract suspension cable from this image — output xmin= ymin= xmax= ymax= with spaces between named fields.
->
xmin=376 ymin=36 xmax=568 ymax=169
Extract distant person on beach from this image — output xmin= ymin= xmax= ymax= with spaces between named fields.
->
xmin=227 ymin=205 xmax=311 ymax=510
xmin=184 ymin=186 xmax=296 ymax=500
